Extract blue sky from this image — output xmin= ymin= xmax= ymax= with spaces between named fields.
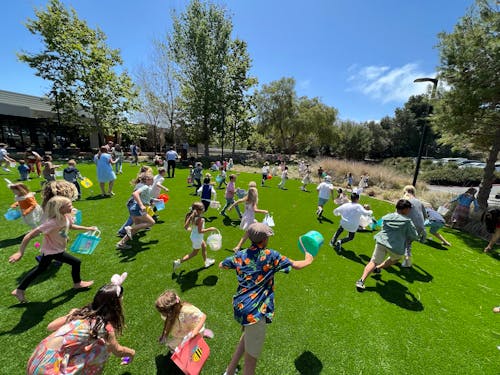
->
xmin=1 ymin=0 xmax=473 ymax=122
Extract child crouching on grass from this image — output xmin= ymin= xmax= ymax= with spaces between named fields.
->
xmin=173 ymin=202 xmax=218 ymax=271
xmin=9 ymin=196 xmax=95 ymax=303
xmin=220 ymin=223 xmax=314 ymax=375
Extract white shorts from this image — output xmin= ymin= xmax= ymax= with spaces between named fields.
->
xmin=190 ymin=234 xmax=204 ymax=249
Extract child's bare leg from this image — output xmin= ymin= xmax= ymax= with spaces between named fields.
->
xmin=233 ymin=233 xmax=248 ymax=251
xmin=181 ymin=249 xmax=200 ymax=263
xmin=243 ymin=352 xmax=258 ymax=375
xmin=360 ymin=261 xmax=377 ymax=282
xmin=74 ymin=280 xmax=94 ymax=289
xmin=484 ymin=228 xmax=500 ymax=252
xmin=434 ymin=232 xmax=451 ymax=246
xmin=201 ymin=242 xmax=208 ymax=261
xmin=226 ymin=333 xmax=245 ymax=375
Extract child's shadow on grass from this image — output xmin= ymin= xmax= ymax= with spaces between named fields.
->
xmin=317 ymin=216 xmax=333 ymax=224
xmin=366 ymin=278 xmax=424 ymax=311
xmin=384 ymin=264 xmax=433 ymax=283
xmin=15 ymin=262 xmax=61 ymax=287
xmin=85 ymin=194 xmax=110 ymax=201
xmin=0 ymin=288 xmax=85 ymax=336
xmin=425 ymin=239 xmax=448 ymax=251
xmin=172 ymin=268 xmax=218 ymax=292
xmin=155 ymin=353 xmax=184 ymax=375
xmin=204 ymin=215 xmax=218 ymax=223
xmin=222 ymin=215 xmax=241 ymax=227
xmin=338 ymin=248 xmax=370 ymax=266
xmin=0 ymin=233 xmax=26 ymax=248
xmin=294 ymin=350 xmax=323 ymax=375
xmin=117 ymin=235 xmax=159 ymax=262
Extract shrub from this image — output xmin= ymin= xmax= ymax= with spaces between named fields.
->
xmin=422 ymin=166 xmax=486 ymax=185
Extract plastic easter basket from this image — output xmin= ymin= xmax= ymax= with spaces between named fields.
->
xmin=4 ymin=208 xmax=22 ymax=221
xmin=206 ymin=229 xmax=222 ymax=251
xmin=81 ymin=177 xmax=93 ymax=189
xmin=70 ymin=229 xmax=101 ymax=255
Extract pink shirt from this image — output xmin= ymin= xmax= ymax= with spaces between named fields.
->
xmin=225 ymin=181 xmax=235 ymax=199
xmin=38 ymin=216 xmax=71 ymax=255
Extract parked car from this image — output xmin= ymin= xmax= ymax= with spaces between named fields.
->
xmin=458 ymin=162 xmax=486 ymax=169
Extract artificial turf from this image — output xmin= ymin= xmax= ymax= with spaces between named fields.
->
xmin=0 ymin=161 xmax=498 ymax=374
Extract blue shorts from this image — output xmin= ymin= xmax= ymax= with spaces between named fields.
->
xmin=318 ymin=198 xmax=328 ymax=206
xmin=127 ymin=199 xmax=143 ymax=217
xmin=427 ymin=220 xmax=444 ymax=234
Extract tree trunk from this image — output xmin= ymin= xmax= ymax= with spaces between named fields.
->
xmin=203 ymin=116 xmax=210 ymax=157
xmin=477 ymin=126 xmax=500 ymax=210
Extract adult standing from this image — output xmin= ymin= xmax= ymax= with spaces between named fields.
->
xmin=94 ymin=146 xmax=117 ymax=197
xmin=130 ymin=143 xmax=139 ymax=166
xmin=165 ymin=146 xmax=179 ymax=178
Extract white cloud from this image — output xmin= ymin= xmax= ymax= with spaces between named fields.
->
xmin=347 ymin=63 xmax=436 ymax=103
xmin=298 ymin=79 xmax=311 ymax=91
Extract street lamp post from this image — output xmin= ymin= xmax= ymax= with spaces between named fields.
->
xmin=412 ymin=77 xmax=438 ymax=187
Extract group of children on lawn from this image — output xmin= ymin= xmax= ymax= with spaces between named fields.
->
xmin=4 ymin=155 xmax=491 ymax=374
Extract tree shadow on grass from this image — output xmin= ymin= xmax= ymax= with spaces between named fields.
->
xmin=383 ymin=264 xmax=433 ymax=283
xmin=365 ymin=279 xmax=423 ymax=311
xmin=172 ymin=267 xmax=218 ymax=293
xmin=294 ymin=350 xmax=323 ymax=375
xmin=155 ymin=353 xmax=184 ymax=375
xmin=459 ymin=230 xmax=500 ymax=260
xmin=0 ymin=233 xmax=26 ymax=248
xmin=0 ymin=288 xmax=86 ymax=336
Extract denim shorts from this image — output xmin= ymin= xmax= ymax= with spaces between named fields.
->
xmin=127 ymin=199 xmax=143 ymax=217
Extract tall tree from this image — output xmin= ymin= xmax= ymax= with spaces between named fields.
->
xmin=335 ymin=121 xmax=372 ymax=160
xmin=254 ymin=77 xmax=297 ymax=153
xmin=18 ymin=0 xmax=139 ymax=146
xmin=434 ymin=0 xmax=500 ymax=208
xmin=169 ymin=0 xmax=254 ymax=156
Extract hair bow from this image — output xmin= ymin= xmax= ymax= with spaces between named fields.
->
xmin=110 ymin=272 xmax=128 ymax=296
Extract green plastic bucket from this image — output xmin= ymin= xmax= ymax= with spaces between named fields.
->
xmin=298 ymin=230 xmax=324 ymax=256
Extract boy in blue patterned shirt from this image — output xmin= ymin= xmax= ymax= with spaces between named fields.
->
xmin=220 ymin=223 xmax=314 ymax=375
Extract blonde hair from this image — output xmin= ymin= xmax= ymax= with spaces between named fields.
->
xmin=9 ymin=183 xmax=30 ymax=196
xmin=246 ymin=187 xmax=259 ymax=206
xmin=403 ymin=185 xmax=416 ymax=197
xmin=155 ymin=290 xmax=183 ymax=339
xmin=248 ymin=181 xmax=257 ymax=188
xmin=41 ymin=181 xmax=78 ymax=209
xmin=131 ymin=171 xmax=153 ymax=186
xmin=68 ymin=159 xmax=76 ymax=166
xmin=44 ymin=196 xmax=71 ymax=221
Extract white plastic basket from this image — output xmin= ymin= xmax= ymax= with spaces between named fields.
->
xmin=206 ymin=229 xmax=222 ymax=251
xmin=437 ymin=206 xmax=449 ymax=216
xmin=210 ymin=200 xmax=221 ymax=210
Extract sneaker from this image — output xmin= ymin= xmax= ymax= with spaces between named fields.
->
xmin=401 ymin=258 xmax=412 ymax=268
xmin=355 ymin=279 xmax=365 ymax=291
xmin=2 ymin=167 xmax=10 ymax=172
xmin=204 ymin=258 xmax=215 ymax=268
xmin=335 ymin=240 xmax=342 ymax=252
xmin=116 ymin=242 xmax=132 ymax=250
xmin=117 ymin=232 xmax=126 ymax=238
xmin=329 ymin=239 xmax=335 ymax=247
xmin=173 ymin=259 xmax=181 ymax=271
xmin=124 ymin=226 xmax=133 ymax=239
xmin=373 ymin=267 xmax=381 ymax=274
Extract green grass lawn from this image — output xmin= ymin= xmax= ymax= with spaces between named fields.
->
xmin=0 ymin=162 xmax=498 ymax=374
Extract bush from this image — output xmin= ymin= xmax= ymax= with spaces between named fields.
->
xmin=422 ymin=166 xmax=486 ymax=185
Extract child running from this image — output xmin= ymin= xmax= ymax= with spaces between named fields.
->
xmin=316 ymin=175 xmax=334 ymax=217
xmin=156 ymin=289 xmax=214 ymax=354
xmin=218 ymin=166 xmax=227 ymax=189
xmin=330 ymin=193 xmax=373 ymax=252
xmin=220 ymin=174 xmax=242 ymax=218
xmin=8 ymin=196 xmax=95 ymax=303
xmin=424 ymin=205 xmax=451 ymax=246
xmin=300 ymin=163 xmax=312 ymax=191
xmin=116 ymin=172 xmax=156 ymax=250
xmin=18 ymin=159 xmax=30 ymax=181
xmin=277 ymin=166 xmax=288 ymax=189
xmin=63 ymin=159 xmax=83 ymax=200
xmin=334 ymin=188 xmax=350 ymax=205
xmin=261 ymin=162 xmax=270 ymax=186
xmin=197 ymin=177 xmax=217 ymax=212
xmin=9 ymin=183 xmax=43 ymax=228
xmin=42 ymin=155 xmax=60 ymax=184
xmin=173 ymin=202 xmax=217 ymax=271
xmin=355 ymin=199 xmax=419 ymax=292
xmin=220 ymin=223 xmax=314 ymax=375
xmin=27 ymin=274 xmax=135 ymax=373
xmin=230 ymin=187 xmax=269 ymax=251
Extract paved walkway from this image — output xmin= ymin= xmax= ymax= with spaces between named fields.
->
xmin=427 ymin=184 xmax=500 ymax=206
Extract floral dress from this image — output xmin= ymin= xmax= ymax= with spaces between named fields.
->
xmin=163 ymin=304 xmax=206 ymax=351
xmin=27 ymin=319 xmax=112 ymax=375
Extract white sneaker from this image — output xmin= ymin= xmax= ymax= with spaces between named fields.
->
xmin=401 ymin=258 xmax=412 ymax=268
xmin=124 ymin=226 xmax=133 ymax=239
xmin=204 ymin=258 xmax=215 ymax=268
xmin=173 ymin=259 xmax=181 ymax=271
xmin=3 ymin=167 xmax=10 ymax=172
